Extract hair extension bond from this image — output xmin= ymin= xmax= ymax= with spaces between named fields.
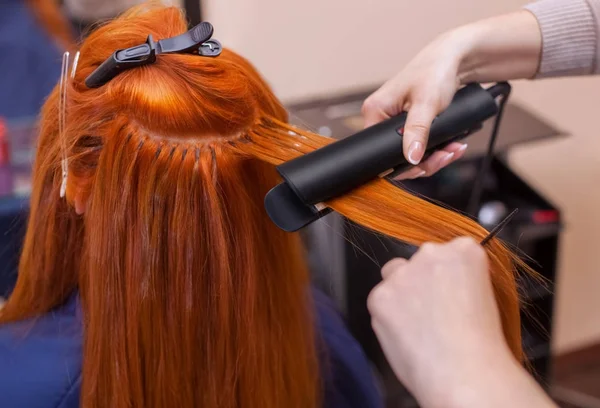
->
xmin=0 ymin=4 xmax=535 ymax=408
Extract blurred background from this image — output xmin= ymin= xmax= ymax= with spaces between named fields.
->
xmin=1 ymin=0 xmax=600 ymax=407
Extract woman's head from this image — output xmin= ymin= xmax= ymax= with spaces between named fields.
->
xmin=2 ymin=4 xmax=531 ymax=407
xmin=6 ymin=6 xmax=321 ymax=407
xmin=58 ymin=6 xmax=289 ymax=212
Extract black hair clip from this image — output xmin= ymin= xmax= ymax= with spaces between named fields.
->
xmin=85 ymin=22 xmax=222 ymax=88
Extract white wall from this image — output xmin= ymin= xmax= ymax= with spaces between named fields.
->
xmin=203 ymin=0 xmax=600 ymax=353
xmin=204 ymin=0 xmax=523 ymax=102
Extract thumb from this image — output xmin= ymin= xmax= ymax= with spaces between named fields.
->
xmin=381 ymin=257 xmax=408 ymax=280
xmin=403 ymin=103 xmax=438 ymax=165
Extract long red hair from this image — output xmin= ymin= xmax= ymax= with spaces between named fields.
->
xmin=1 ymin=4 xmax=531 ymax=407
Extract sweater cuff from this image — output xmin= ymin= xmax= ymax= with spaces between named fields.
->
xmin=524 ymin=0 xmax=598 ymax=78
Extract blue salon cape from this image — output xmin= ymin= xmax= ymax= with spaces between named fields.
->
xmin=0 ymin=0 xmax=64 ymax=119
xmin=0 ymin=289 xmax=383 ymax=408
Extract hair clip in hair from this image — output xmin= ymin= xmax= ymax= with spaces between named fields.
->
xmin=199 ymin=39 xmax=222 ymax=57
xmin=85 ymin=22 xmax=222 ymax=88
xmin=59 ymin=50 xmax=80 ymax=199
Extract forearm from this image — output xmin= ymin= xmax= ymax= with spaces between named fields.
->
xmin=456 ymin=10 xmax=543 ymax=83
xmin=446 ymin=0 xmax=600 ymax=84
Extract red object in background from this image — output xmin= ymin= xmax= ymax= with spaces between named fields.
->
xmin=0 ymin=117 xmax=9 ymax=165
xmin=532 ymin=209 xmax=559 ymax=224
xmin=0 ymin=116 xmax=13 ymax=197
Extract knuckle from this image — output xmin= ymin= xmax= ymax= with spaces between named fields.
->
xmin=407 ymin=122 xmax=430 ymax=137
xmin=382 ymin=258 xmax=407 ymax=275
xmin=367 ymin=284 xmax=394 ymax=316
xmin=454 ymin=236 xmax=477 ymax=247
xmin=419 ymin=242 xmax=438 ymax=255
xmin=361 ymin=96 xmax=380 ymax=115
xmin=411 ymin=88 xmax=439 ymax=104
xmin=454 ymin=237 xmax=486 ymax=260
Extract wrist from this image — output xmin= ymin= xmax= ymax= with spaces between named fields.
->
xmin=414 ymin=340 xmax=522 ymax=408
xmin=440 ymin=356 xmax=556 ymax=408
xmin=405 ymin=344 xmax=511 ymax=408
xmin=454 ymin=22 xmax=493 ymax=84
xmin=431 ymin=21 xmax=496 ymax=85
xmin=443 ymin=356 xmax=524 ymax=408
xmin=432 ymin=25 xmax=480 ymax=84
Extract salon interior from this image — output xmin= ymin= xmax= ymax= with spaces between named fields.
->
xmin=1 ymin=0 xmax=600 ymax=407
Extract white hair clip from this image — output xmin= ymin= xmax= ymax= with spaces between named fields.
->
xmin=58 ymin=50 xmax=80 ymax=198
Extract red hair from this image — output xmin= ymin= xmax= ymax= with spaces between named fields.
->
xmin=27 ymin=0 xmax=75 ymax=50
xmin=1 ymin=4 xmax=532 ymax=407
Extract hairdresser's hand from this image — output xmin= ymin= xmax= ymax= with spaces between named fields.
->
xmin=361 ymin=36 xmax=468 ymax=180
xmin=367 ymin=238 xmax=556 ymax=408
xmin=362 ymin=10 xmax=542 ymax=180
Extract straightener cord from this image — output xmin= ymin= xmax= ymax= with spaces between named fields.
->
xmin=467 ymin=83 xmax=511 ymax=216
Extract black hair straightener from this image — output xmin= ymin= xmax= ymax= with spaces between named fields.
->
xmin=264 ymin=82 xmax=515 ymax=246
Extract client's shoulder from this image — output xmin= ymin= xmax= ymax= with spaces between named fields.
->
xmin=310 ymin=287 xmax=384 ymax=408
xmin=0 ymin=293 xmax=82 ymax=408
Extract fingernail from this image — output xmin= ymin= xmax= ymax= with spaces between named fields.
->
xmin=458 ymin=143 xmax=468 ymax=152
xmin=407 ymin=141 xmax=424 ymax=165
xmin=411 ymin=170 xmax=426 ymax=179
xmin=442 ymin=152 xmax=455 ymax=163
xmin=393 ymin=169 xmax=425 ymax=181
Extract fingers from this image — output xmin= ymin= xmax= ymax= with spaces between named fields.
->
xmin=395 ymin=166 xmax=428 ymax=180
xmin=362 ymin=80 xmax=407 ymax=128
xmin=363 ymin=83 xmax=466 ymax=178
xmin=450 ymin=237 xmax=488 ymax=265
xmin=393 ymin=142 xmax=468 ymax=180
xmin=368 ymin=257 xmax=408 ymax=318
xmin=403 ymin=102 xmax=438 ymax=165
xmin=381 ymin=258 xmax=408 ymax=280
xmin=380 ymin=239 xmax=479 ymax=282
